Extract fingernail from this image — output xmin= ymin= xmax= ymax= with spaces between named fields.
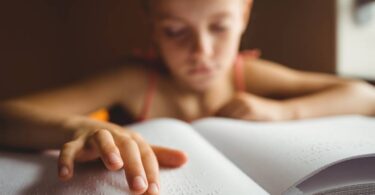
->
xmin=148 ymin=183 xmax=159 ymax=194
xmin=133 ymin=176 xmax=147 ymax=191
xmin=59 ymin=166 xmax=69 ymax=177
xmin=108 ymin=153 xmax=122 ymax=165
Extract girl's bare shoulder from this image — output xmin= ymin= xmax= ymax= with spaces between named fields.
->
xmin=107 ymin=63 xmax=155 ymax=94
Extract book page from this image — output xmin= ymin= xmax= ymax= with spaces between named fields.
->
xmin=192 ymin=115 xmax=375 ymax=195
xmin=0 ymin=119 xmax=268 ymax=195
xmin=294 ymin=156 xmax=375 ymax=195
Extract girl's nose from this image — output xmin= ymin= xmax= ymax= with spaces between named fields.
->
xmin=191 ymin=32 xmax=214 ymax=61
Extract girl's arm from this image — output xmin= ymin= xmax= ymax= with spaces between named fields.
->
xmin=282 ymin=81 xmax=375 ymax=119
xmin=0 ymin=65 xmax=143 ymax=148
xmin=217 ymin=58 xmax=375 ymax=121
xmin=0 ymin=100 xmax=75 ymax=149
xmin=0 ymin=66 xmax=187 ymax=194
xmin=12 ymin=67 xmax=140 ymax=115
xmin=246 ymin=58 xmax=375 ymax=119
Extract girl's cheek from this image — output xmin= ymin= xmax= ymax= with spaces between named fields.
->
xmin=162 ymin=40 xmax=193 ymax=63
xmin=214 ymin=36 xmax=236 ymax=56
xmin=159 ymin=43 xmax=188 ymax=67
xmin=159 ymin=38 xmax=187 ymax=54
xmin=214 ymin=38 xmax=241 ymax=69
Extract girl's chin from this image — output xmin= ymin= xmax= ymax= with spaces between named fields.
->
xmin=175 ymin=73 xmax=218 ymax=92
xmin=189 ymin=85 xmax=210 ymax=93
xmin=186 ymin=79 xmax=216 ymax=92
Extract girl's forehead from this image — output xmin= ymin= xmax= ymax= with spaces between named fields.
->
xmin=152 ymin=0 xmax=244 ymax=21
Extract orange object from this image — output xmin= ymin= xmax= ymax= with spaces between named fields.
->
xmin=89 ymin=108 xmax=110 ymax=122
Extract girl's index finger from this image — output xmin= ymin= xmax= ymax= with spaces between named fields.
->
xmin=115 ymin=135 xmax=148 ymax=194
xmin=91 ymin=129 xmax=124 ymax=171
xmin=130 ymin=133 xmax=160 ymax=195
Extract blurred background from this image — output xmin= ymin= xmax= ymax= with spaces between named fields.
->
xmin=0 ymin=0 xmax=374 ymax=100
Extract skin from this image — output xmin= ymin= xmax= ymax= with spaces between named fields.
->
xmin=1 ymin=0 xmax=375 ymax=194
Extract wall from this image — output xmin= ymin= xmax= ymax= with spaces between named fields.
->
xmin=0 ymin=0 xmax=337 ymax=99
xmin=0 ymin=1 xmax=69 ymax=99
xmin=243 ymin=0 xmax=336 ymax=73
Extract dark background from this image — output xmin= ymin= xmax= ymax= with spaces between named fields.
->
xmin=0 ymin=0 xmax=338 ymax=100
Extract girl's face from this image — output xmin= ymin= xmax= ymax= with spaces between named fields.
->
xmin=151 ymin=0 xmax=251 ymax=92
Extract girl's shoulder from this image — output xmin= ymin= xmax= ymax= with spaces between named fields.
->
xmin=239 ymin=49 xmax=285 ymax=73
xmin=239 ymin=49 xmax=262 ymax=59
xmin=114 ymin=50 xmax=168 ymax=83
xmin=113 ymin=63 xmax=157 ymax=94
xmin=238 ymin=49 xmax=263 ymax=70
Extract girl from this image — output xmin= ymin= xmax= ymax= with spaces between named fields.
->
xmin=1 ymin=0 xmax=375 ymax=194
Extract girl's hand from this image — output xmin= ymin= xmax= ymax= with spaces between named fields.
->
xmin=58 ymin=117 xmax=188 ymax=195
xmin=216 ymin=92 xmax=293 ymax=121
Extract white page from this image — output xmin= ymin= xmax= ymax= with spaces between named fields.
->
xmin=295 ymin=156 xmax=375 ymax=194
xmin=192 ymin=115 xmax=375 ymax=195
xmin=0 ymin=119 xmax=268 ymax=195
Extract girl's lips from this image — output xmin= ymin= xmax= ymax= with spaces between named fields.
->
xmin=188 ymin=66 xmax=213 ymax=75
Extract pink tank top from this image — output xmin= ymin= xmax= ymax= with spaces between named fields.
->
xmin=137 ymin=49 xmax=261 ymax=122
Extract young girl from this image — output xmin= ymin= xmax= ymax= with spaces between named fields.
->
xmin=1 ymin=0 xmax=375 ymax=194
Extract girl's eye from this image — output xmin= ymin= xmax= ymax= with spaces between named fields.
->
xmin=163 ymin=27 xmax=188 ymax=38
xmin=210 ymin=24 xmax=228 ymax=33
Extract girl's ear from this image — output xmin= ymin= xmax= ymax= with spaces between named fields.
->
xmin=241 ymin=0 xmax=253 ymax=34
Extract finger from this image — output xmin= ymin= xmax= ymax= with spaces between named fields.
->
xmin=231 ymin=106 xmax=249 ymax=119
xmin=222 ymin=101 xmax=246 ymax=118
xmin=233 ymin=104 xmax=258 ymax=121
xmin=131 ymin=133 xmax=160 ymax=195
xmin=115 ymin=135 xmax=148 ymax=194
xmin=92 ymin=129 xmax=123 ymax=171
xmin=242 ymin=113 xmax=263 ymax=121
xmin=152 ymin=145 xmax=188 ymax=167
xmin=216 ymin=101 xmax=236 ymax=117
xmin=58 ymin=139 xmax=84 ymax=181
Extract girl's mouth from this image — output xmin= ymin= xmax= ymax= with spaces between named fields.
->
xmin=188 ymin=65 xmax=213 ymax=75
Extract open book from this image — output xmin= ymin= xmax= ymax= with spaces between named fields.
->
xmin=1 ymin=115 xmax=375 ymax=195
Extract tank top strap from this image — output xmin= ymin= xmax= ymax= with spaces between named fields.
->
xmin=137 ymin=71 xmax=158 ymax=122
xmin=233 ymin=49 xmax=261 ymax=92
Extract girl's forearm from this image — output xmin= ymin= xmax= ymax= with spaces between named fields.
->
xmin=0 ymin=100 xmax=76 ymax=150
xmin=282 ymin=81 xmax=375 ymax=120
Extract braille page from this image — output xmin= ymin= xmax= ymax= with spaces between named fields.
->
xmin=0 ymin=119 xmax=268 ymax=195
xmin=129 ymin=119 xmax=268 ymax=195
xmin=192 ymin=115 xmax=375 ymax=195
xmin=0 ymin=151 xmax=131 ymax=195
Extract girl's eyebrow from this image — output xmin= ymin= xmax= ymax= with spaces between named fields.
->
xmin=210 ymin=12 xmax=233 ymax=20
